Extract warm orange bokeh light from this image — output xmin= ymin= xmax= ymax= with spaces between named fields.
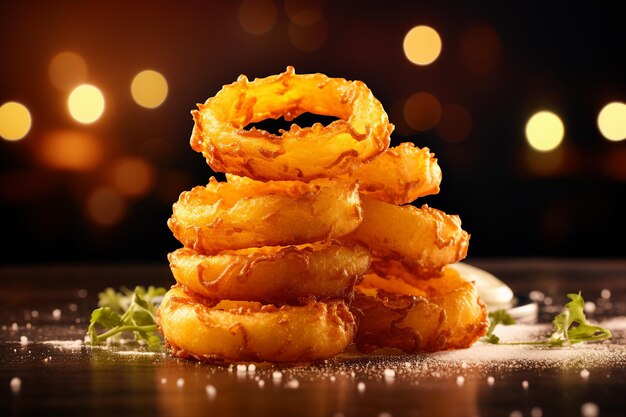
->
xmin=0 ymin=102 xmax=32 ymax=141
xmin=460 ymin=24 xmax=503 ymax=74
xmin=285 ymin=0 xmax=324 ymax=25
xmin=404 ymin=92 xmax=441 ymax=131
xmin=87 ymin=187 xmax=126 ymax=226
xmin=239 ymin=0 xmax=277 ymax=35
xmin=110 ymin=157 xmax=155 ymax=197
xmin=288 ymin=17 xmax=328 ymax=51
xmin=68 ymin=84 xmax=105 ymax=124
xmin=131 ymin=70 xmax=168 ymax=109
xmin=403 ymin=25 xmax=442 ymax=66
xmin=49 ymin=51 xmax=88 ymax=91
xmin=38 ymin=130 xmax=103 ymax=171
xmin=436 ymin=104 xmax=473 ymax=142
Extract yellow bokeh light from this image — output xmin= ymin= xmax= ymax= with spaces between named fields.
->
xmin=38 ymin=130 xmax=103 ymax=171
xmin=87 ymin=187 xmax=126 ymax=226
xmin=68 ymin=84 xmax=105 ymax=124
xmin=403 ymin=25 xmax=442 ymax=66
xmin=239 ymin=0 xmax=277 ymax=35
xmin=131 ymin=70 xmax=168 ymax=109
xmin=0 ymin=102 xmax=32 ymax=141
xmin=597 ymin=102 xmax=626 ymax=141
xmin=49 ymin=51 xmax=88 ymax=91
xmin=110 ymin=156 xmax=155 ymax=197
xmin=525 ymin=111 xmax=565 ymax=152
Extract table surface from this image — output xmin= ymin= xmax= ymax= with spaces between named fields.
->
xmin=1 ymin=259 xmax=625 ymax=417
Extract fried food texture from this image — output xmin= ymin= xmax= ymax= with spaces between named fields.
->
xmin=344 ymin=196 xmax=470 ymax=274
xmin=353 ymin=266 xmax=488 ymax=353
xmin=168 ymin=176 xmax=362 ymax=253
xmin=190 ymin=66 xmax=393 ymax=181
xmin=168 ymin=242 xmax=371 ymax=305
xmin=351 ymin=142 xmax=442 ymax=205
xmin=158 ymin=286 xmax=357 ymax=363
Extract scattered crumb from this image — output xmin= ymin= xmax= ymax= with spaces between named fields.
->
xmin=580 ymin=369 xmax=590 ymax=379
xmin=487 ymin=376 xmax=495 ymax=386
xmin=456 ymin=376 xmax=465 ymax=386
xmin=357 ymin=382 xmax=366 ymax=393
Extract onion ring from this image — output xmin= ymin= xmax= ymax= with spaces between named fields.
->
xmin=157 ymin=285 xmax=357 ymax=363
xmin=190 ymin=66 xmax=393 ymax=181
xmin=168 ymin=176 xmax=362 ymax=253
xmin=353 ymin=266 xmax=488 ymax=353
xmin=168 ymin=241 xmax=371 ymax=304
xmin=351 ymin=142 xmax=441 ymax=205
xmin=344 ymin=196 xmax=470 ymax=273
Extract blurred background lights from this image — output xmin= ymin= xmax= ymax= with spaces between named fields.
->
xmin=131 ymin=70 xmax=168 ymax=109
xmin=38 ymin=130 xmax=102 ymax=171
xmin=0 ymin=102 xmax=32 ymax=141
xmin=403 ymin=25 xmax=442 ymax=66
xmin=285 ymin=0 xmax=323 ymax=25
xmin=460 ymin=24 xmax=502 ymax=74
xmin=87 ymin=187 xmax=126 ymax=226
xmin=436 ymin=104 xmax=473 ymax=142
xmin=525 ymin=111 xmax=565 ymax=152
xmin=48 ymin=51 xmax=88 ymax=91
xmin=239 ymin=0 xmax=277 ymax=35
xmin=597 ymin=101 xmax=626 ymax=141
xmin=288 ymin=17 xmax=328 ymax=51
xmin=110 ymin=157 xmax=155 ymax=197
xmin=68 ymin=84 xmax=105 ymax=124
xmin=403 ymin=92 xmax=441 ymax=131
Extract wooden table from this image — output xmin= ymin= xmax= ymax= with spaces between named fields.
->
xmin=1 ymin=260 xmax=625 ymax=417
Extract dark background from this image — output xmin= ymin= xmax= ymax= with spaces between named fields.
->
xmin=1 ymin=0 xmax=624 ymax=264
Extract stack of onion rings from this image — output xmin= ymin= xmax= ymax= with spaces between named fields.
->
xmin=159 ymin=67 xmax=487 ymax=362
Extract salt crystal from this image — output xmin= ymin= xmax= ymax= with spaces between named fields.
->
xmin=10 ymin=377 xmax=21 ymax=394
xmin=258 ymin=379 xmax=265 ymax=388
xmin=357 ymin=382 xmax=366 ymax=393
xmin=205 ymin=384 xmax=217 ymax=399
xmin=19 ymin=336 xmax=28 ymax=346
xmin=176 ymin=378 xmax=185 ymax=388
xmin=600 ymin=289 xmax=611 ymax=299
xmin=487 ymin=376 xmax=495 ymax=386
xmin=510 ymin=411 xmax=522 ymax=417
xmin=160 ymin=378 xmax=167 ymax=384
xmin=531 ymin=406 xmax=543 ymax=417
xmin=285 ymin=379 xmax=299 ymax=389
xmin=272 ymin=371 xmax=282 ymax=381
xmin=383 ymin=368 xmax=395 ymax=380
xmin=456 ymin=376 xmax=465 ymax=386
xmin=580 ymin=369 xmax=590 ymax=380
xmin=11 ymin=323 xmax=18 ymax=330
xmin=52 ymin=309 xmax=62 ymax=320
xmin=581 ymin=402 xmax=599 ymax=417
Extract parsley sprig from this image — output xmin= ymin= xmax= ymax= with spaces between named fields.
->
xmin=87 ymin=286 xmax=167 ymax=347
xmin=483 ymin=291 xmax=612 ymax=346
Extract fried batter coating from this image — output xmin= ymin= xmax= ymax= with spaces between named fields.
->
xmin=191 ymin=66 xmax=392 ymax=181
xmin=353 ymin=266 xmax=488 ymax=353
xmin=158 ymin=286 xmax=357 ymax=363
xmin=168 ymin=177 xmax=362 ymax=253
xmin=169 ymin=242 xmax=371 ymax=305
xmin=351 ymin=142 xmax=441 ymax=205
xmin=344 ymin=196 xmax=470 ymax=274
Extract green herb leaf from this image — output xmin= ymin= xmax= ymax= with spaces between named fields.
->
xmin=547 ymin=292 xmax=612 ymax=346
xmin=87 ymin=286 xmax=167 ymax=347
xmin=480 ymin=309 xmax=516 ymax=344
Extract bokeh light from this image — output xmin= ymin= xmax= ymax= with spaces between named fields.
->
xmin=110 ymin=157 xmax=155 ymax=197
xmin=38 ymin=130 xmax=103 ymax=171
xmin=436 ymin=104 xmax=473 ymax=142
xmin=68 ymin=84 xmax=105 ymax=124
xmin=48 ymin=51 xmax=88 ymax=91
xmin=525 ymin=111 xmax=565 ymax=152
xmin=288 ymin=17 xmax=328 ymax=51
xmin=597 ymin=101 xmax=626 ymax=141
xmin=459 ymin=24 xmax=502 ymax=74
xmin=285 ymin=0 xmax=323 ymax=25
xmin=0 ymin=102 xmax=32 ymax=141
xmin=131 ymin=70 xmax=168 ymax=109
xmin=403 ymin=25 xmax=442 ymax=66
xmin=239 ymin=0 xmax=277 ymax=35
xmin=87 ymin=187 xmax=126 ymax=226
xmin=403 ymin=92 xmax=441 ymax=131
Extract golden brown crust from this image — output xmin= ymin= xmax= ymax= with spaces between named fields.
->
xmin=353 ymin=266 xmax=488 ymax=353
xmin=350 ymin=142 xmax=442 ymax=205
xmin=157 ymin=285 xmax=357 ymax=363
xmin=343 ymin=196 xmax=470 ymax=273
xmin=168 ymin=241 xmax=371 ymax=305
xmin=191 ymin=66 xmax=393 ymax=181
xmin=168 ymin=176 xmax=363 ymax=253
